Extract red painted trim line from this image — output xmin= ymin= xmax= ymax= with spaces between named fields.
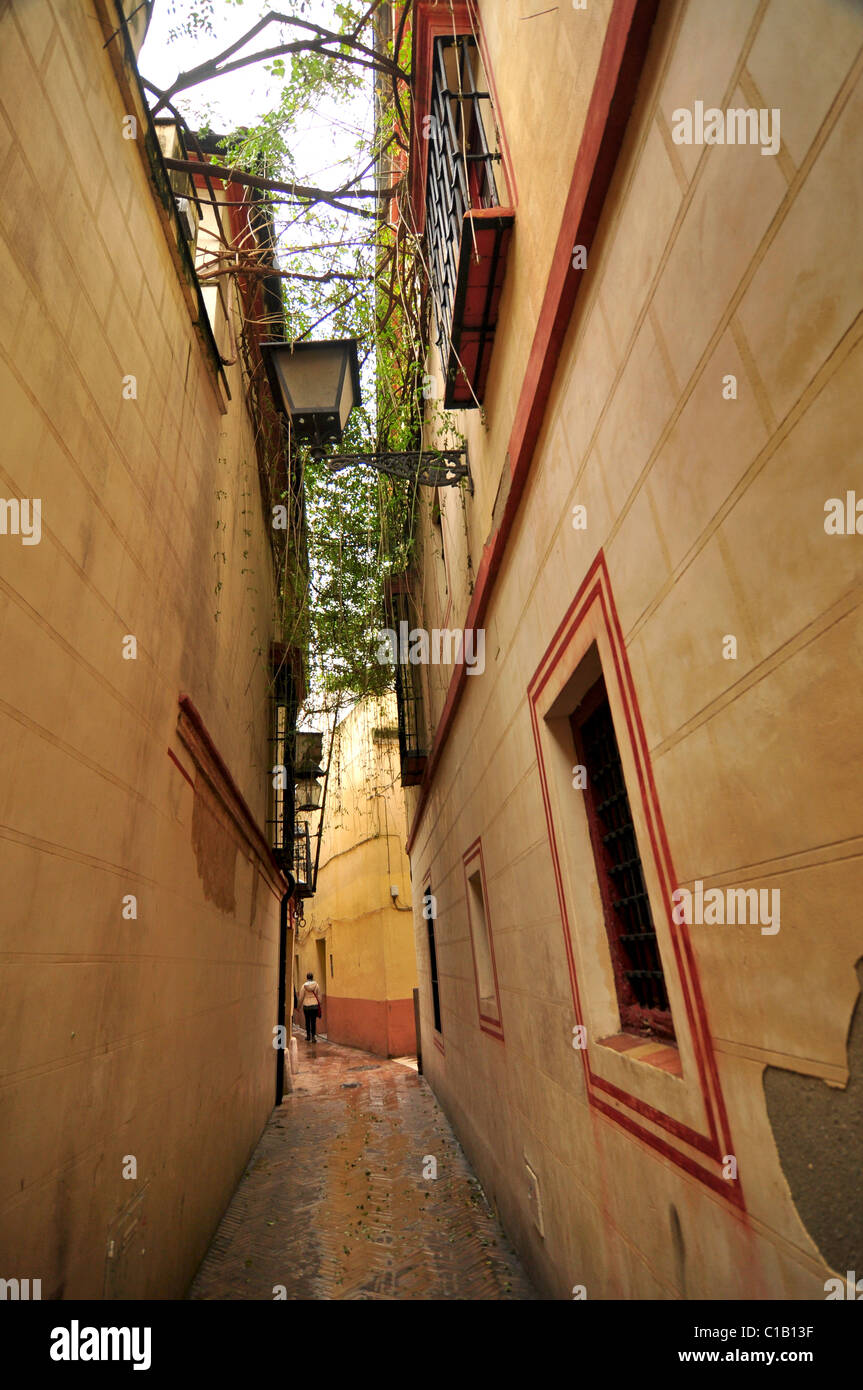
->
xmin=167 ymin=746 xmax=195 ymax=791
xmin=176 ymin=693 xmax=291 ymax=894
xmin=406 ymin=0 xmax=659 ymax=854
xmin=591 ymin=1095 xmax=740 ymax=1206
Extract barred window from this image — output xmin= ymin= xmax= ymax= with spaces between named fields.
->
xmin=424 ymin=887 xmax=443 ymax=1034
xmin=571 ymin=678 xmax=674 ymax=1040
xmin=383 ymin=573 xmax=428 ymax=786
xmin=424 ymin=34 xmax=513 ymax=408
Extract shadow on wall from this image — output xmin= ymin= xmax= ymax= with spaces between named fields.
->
xmin=764 ymin=958 xmax=863 ymax=1275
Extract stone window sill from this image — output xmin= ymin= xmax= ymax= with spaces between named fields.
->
xmin=597 ymin=1033 xmax=683 ymax=1078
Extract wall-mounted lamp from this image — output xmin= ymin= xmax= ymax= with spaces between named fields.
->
xmin=294 ymin=730 xmax=325 ymax=813
xmin=295 ymin=774 xmax=324 ymax=812
xmin=261 ymin=337 xmax=471 ymax=491
xmin=261 ymin=339 xmax=361 ymax=454
xmin=290 ymin=730 xmax=327 ymax=896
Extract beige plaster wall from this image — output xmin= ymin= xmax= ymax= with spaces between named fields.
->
xmin=297 ymin=695 xmax=417 ymax=1055
xmin=0 ymin=1 xmax=285 ymax=1297
xmin=410 ymin=0 xmax=863 ymax=1299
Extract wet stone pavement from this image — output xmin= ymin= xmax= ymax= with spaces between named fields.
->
xmin=189 ymin=1033 xmax=538 ymax=1300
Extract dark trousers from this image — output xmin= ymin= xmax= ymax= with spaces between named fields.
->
xmin=303 ymin=1005 xmax=318 ymax=1040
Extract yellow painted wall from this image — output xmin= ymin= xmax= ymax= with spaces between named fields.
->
xmin=0 ymin=0 xmax=289 ymax=1297
xmin=408 ymin=0 xmax=863 ymax=1299
xmin=296 ymin=694 xmax=417 ymax=1055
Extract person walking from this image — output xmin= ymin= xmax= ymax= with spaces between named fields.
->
xmin=299 ymin=972 xmax=322 ymax=1043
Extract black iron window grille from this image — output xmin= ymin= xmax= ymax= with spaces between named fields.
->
xmin=394 ymin=660 xmax=426 ymax=786
xmin=425 ymin=888 xmax=443 ymax=1034
xmin=571 ymin=679 xmax=675 ymax=1040
xmin=292 ymin=819 xmax=313 ymax=893
xmin=424 ymin=34 xmax=512 ymax=407
xmin=267 ymin=652 xmax=295 ymax=875
xmin=383 ymin=574 xmax=428 ymax=786
xmin=427 ymin=35 xmax=499 ymax=338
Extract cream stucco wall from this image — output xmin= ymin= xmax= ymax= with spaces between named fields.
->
xmin=296 ymin=694 xmax=417 ymax=1056
xmin=0 ymin=0 xmax=289 ymax=1297
xmin=409 ymin=0 xmax=863 ymax=1299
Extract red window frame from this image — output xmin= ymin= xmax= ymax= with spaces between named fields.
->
xmin=462 ymin=838 xmax=504 ymax=1041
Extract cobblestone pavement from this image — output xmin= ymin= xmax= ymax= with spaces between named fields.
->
xmin=189 ymin=1033 xmax=538 ymax=1300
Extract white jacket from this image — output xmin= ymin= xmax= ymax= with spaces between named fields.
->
xmin=299 ymin=980 xmax=321 ymax=1007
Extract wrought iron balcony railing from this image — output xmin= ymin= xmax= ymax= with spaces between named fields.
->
xmin=425 ymin=34 xmax=514 ymax=408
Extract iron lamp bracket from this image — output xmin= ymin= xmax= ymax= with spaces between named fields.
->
xmin=323 ymin=449 xmax=472 ymax=492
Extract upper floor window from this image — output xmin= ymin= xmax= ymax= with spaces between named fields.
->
xmin=383 ymin=573 xmax=428 ymax=786
xmin=422 ymin=33 xmax=514 ymax=408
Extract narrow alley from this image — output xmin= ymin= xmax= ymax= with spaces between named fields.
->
xmin=4 ymin=0 xmax=863 ymax=1351
xmin=189 ymin=1036 xmax=537 ymax=1301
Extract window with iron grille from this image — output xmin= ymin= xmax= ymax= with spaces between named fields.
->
xmin=424 ymin=887 xmax=443 ymax=1034
xmin=292 ymin=819 xmax=313 ymax=894
xmin=383 ymin=573 xmax=428 ymax=786
xmin=394 ymin=653 xmax=427 ymax=785
xmin=571 ymin=678 xmax=674 ymax=1040
xmin=267 ymin=645 xmax=296 ymax=875
xmin=268 ymin=643 xmax=317 ymax=894
xmin=424 ymin=34 xmax=513 ymax=408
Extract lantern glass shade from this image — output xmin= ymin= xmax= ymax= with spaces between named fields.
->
xmin=295 ymin=777 xmax=323 ymax=812
xmin=295 ymin=730 xmax=324 ymax=771
xmin=261 ymin=339 xmax=361 ymax=447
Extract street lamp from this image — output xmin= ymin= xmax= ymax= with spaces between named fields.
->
xmin=261 ymin=337 xmax=472 ymax=491
xmin=261 ymin=339 xmax=361 ymax=454
xmin=294 ymin=730 xmax=324 ymax=816
xmin=295 ymin=775 xmax=324 ymax=812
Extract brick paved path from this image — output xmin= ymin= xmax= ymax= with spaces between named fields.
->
xmin=189 ymin=1034 xmax=537 ymax=1300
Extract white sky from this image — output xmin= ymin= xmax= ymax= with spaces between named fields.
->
xmin=139 ymin=1 xmax=375 ymax=210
